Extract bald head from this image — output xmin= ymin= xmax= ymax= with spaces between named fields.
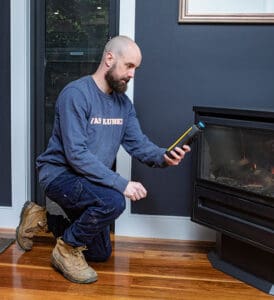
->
xmin=103 ymin=35 xmax=141 ymax=60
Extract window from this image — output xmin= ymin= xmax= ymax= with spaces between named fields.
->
xmin=45 ymin=0 xmax=112 ymax=141
xmin=31 ymin=0 xmax=119 ymax=204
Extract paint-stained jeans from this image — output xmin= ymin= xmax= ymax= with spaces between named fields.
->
xmin=45 ymin=169 xmax=126 ymax=262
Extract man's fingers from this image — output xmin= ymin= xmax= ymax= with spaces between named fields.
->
xmin=124 ymin=181 xmax=147 ymax=201
xmin=164 ymin=145 xmax=191 ymax=166
xmin=133 ymin=185 xmax=147 ymax=200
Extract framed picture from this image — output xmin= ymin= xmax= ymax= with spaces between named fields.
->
xmin=179 ymin=0 xmax=274 ymax=23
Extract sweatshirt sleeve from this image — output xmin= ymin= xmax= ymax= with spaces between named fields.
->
xmin=57 ymin=87 xmax=128 ymax=193
xmin=121 ymin=102 xmax=167 ymax=168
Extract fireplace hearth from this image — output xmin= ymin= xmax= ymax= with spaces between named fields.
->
xmin=192 ymin=106 xmax=274 ymax=295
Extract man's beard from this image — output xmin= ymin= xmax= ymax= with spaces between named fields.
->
xmin=105 ymin=66 xmax=129 ymax=93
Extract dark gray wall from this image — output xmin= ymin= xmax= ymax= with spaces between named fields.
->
xmin=0 ymin=0 xmax=11 ymax=206
xmin=131 ymin=0 xmax=274 ymax=216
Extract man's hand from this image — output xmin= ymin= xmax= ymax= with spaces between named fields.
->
xmin=164 ymin=145 xmax=191 ymax=166
xmin=124 ymin=181 xmax=147 ymax=201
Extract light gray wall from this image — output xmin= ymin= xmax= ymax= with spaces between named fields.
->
xmin=0 ymin=0 xmax=30 ymax=228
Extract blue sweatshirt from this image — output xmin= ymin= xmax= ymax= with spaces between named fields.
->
xmin=36 ymin=76 xmax=167 ymax=194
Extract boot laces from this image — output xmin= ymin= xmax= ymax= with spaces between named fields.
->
xmin=72 ymin=246 xmax=87 ymax=257
xmin=71 ymin=246 xmax=88 ymax=267
xmin=25 ymin=219 xmax=47 ymax=233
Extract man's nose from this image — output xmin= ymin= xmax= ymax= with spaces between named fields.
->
xmin=128 ymin=69 xmax=135 ymax=78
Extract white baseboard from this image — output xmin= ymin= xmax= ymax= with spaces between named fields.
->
xmin=115 ymin=203 xmax=216 ymax=241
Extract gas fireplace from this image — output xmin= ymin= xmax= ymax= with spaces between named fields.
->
xmin=192 ymin=106 xmax=274 ymax=295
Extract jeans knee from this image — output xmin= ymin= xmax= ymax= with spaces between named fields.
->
xmin=115 ymin=194 xmax=126 ymax=217
xmin=101 ymin=193 xmax=126 ymax=220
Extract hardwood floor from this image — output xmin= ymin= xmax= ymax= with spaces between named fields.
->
xmin=0 ymin=231 xmax=272 ymax=300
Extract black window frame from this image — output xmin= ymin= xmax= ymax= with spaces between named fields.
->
xmin=30 ymin=0 xmax=120 ymax=205
xmin=0 ymin=0 xmax=11 ymax=207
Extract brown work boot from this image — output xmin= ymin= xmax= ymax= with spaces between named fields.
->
xmin=51 ymin=238 xmax=98 ymax=284
xmin=16 ymin=201 xmax=48 ymax=251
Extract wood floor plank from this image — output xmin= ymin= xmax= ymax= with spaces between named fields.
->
xmin=0 ymin=233 xmax=273 ymax=299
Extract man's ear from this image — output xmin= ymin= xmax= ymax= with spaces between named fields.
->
xmin=105 ymin=51 xmax=114 ymax=68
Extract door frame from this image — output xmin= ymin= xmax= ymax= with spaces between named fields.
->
xmin=30 ymin=0 xmax=120 ymax=205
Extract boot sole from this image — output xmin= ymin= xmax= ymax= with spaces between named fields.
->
xmin=51 ymin=253 xmax=98 ymax=284
xmin=16 ymin=201 xmax=33 ymax=251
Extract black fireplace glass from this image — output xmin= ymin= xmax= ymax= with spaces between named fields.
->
xmin=199 ymin=125 xmax=274 ymax=198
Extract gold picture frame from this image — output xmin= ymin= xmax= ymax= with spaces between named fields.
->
xmin=179 ymin=0 xmax=274 ymax=23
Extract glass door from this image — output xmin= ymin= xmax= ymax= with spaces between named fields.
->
xmin=45 ymin=0 xmax=113 ymax=141
xmin=31 ymin=0 xmax=119 ymax=204
xmin=200 ymin=124 xmax=274 ymax=198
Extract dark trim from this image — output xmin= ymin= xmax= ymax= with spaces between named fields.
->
xmin=30 ymin=0 xmax=46 ymax=205
xmin=193 ymin=106 xmax=274 ymax=123
xmin=208 ymin=251 xmax=274 ymax=295
xmin=109 ymin=0 xmax=120 ymax=39
xmin=0 ymin=0 xmax=11 ymax=206
xmin=30 ymin=0 xmax=35 ymax=203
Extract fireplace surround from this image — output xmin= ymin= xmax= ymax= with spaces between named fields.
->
xmin=192 ymin=106 xmax=274 ymax=295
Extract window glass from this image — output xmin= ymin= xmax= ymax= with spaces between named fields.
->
xmin=45 ymin=0 xmax=110 ymax=142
